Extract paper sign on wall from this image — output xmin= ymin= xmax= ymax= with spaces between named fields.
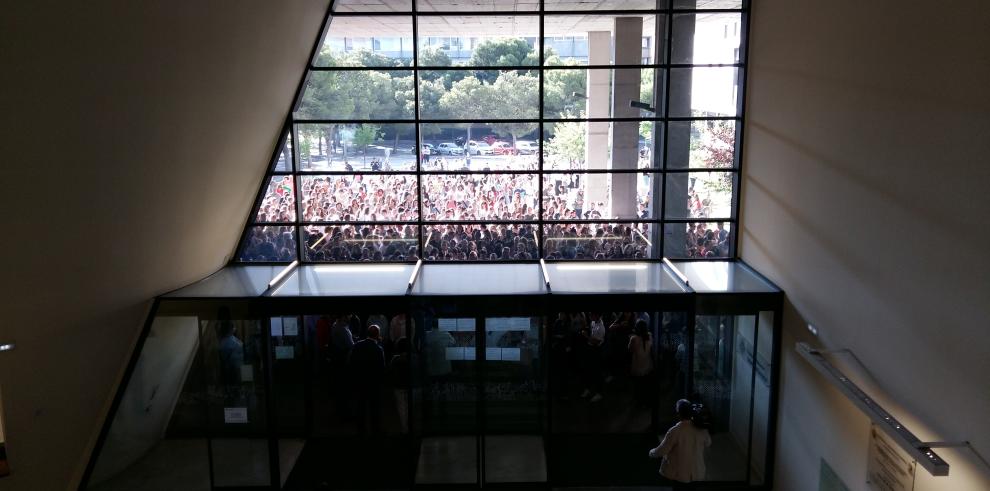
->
xmin=867 ymin=425 xmax=915 ymax=491
xmin=283 ymin=317 xmax=299 ymax=336
xmin=275 ymin=346 xmax=295 ymax=359
xmin=240 ymin=364 xmax=254 ymax=382
xmin=224 ymin=407 xmax=249 ymax=424
xmin=270 ymin=317 xmax=283 ymax=337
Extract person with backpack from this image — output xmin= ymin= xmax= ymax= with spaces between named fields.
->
xmin=649 ymin=399 xmax=712 ymax=486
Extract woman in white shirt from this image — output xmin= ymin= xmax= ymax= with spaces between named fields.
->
xmin=649 ymin=399 xmax=711 ymax=486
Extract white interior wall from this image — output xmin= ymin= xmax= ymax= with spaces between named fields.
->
xmin=0 ymin=1 xmax=329 ymax=489
xmin=741 ymin=0 xmax=990 ymax=490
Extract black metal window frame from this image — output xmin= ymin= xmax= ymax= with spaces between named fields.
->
xmin=233 ymin=0 xmax=751 ymax=265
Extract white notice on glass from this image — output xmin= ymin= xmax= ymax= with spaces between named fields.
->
xmin=509 ymin=317 xmax=531 ymax=330
xmin=446 ymin=347 xmax=465 ymax=360
xmin=283 ymin=317 xmax=299 ymax=336
xmin=240 ymin=364 xmax=254 ymax=382
xmin=275 ymin=345 xmax=295 ymax=360
xmin=270 ymin=317 xmax=283 ymax=337
xmin=486 ymin=318 xmax=510 ymax=331
xmin=224 ymin=407 xmax=249 ymax=424
xmin=486 ymin=347 xmax=502 ymax=360
xmin=501 ymin=347 xmax=521 ymax=361
xmin=456 ymin=318 xmax=476 ymax=331
xmin=439 ymin=318 xmax=458 ymax=332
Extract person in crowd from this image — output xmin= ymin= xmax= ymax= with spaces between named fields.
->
xmin=649 ymin=399 xmax=711 ymax=487
xmin=218 ymin=320 xmax=244 ymax=400
xmin=628 ymin=320 xmax=654 ymax=408
xmin=388 ymin=337 xmax=411 ymax=433
xmin=578 ymin=312 xmax=606 ymax=402
xmin=349 ymin=324 xmax=386 ymax=434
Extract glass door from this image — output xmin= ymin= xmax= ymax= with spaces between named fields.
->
xmin=413 ymin=314 xmax=480 ymax=485
xmin=482 ymin=316 xmax=547 ymax=484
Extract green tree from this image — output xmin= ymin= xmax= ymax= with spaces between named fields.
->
xmin=490 ymin=72 xmax=539 ymax=144
xmin=352 ymin=124 xmax=382 ymax=164
xmin=418 ymin=47 xmax=452 ymax=67
xmin=543 ymin=67 xmax=587 ymax=118
xmin=546 ymin=117 xmax=586 ymax=169
xmin=469 ymin=38 xmax=536 ymax=82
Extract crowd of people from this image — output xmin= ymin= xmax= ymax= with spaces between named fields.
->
xmin=682 ymin=222 xmax=731 ymax=258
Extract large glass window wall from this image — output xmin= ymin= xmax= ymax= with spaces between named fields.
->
xmin=238 ymin=0 xmax=749 ymax=263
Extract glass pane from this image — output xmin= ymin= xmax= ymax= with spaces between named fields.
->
xmin=296 ymin=70 xmax=415 ymax=120
xmin=674 ymin=0 xmax=743 ymax=9
xmin=275 ymin=264 xmax=414 ymax=296
xmin=412 ymin=263 xmax=547 ymax=294
xmin=417 ymin=0 xmax=537 ymax=11
xmin=662 ymin=221 xmax=732 ymax=258
xmin=542 ymin=172 xmax=655 ymax=220
xmin=205 ymin=317 xmax=267 ymax=433
xmin=664 ymin=171 xmax=735 ymax=219
xmin=418 ymin=70 xmax=538 ymax=120
xmin=296 ymin=123 xmax=417 ymax=171
xmin=420 ymin=122 xmax=540 ymax=171
xmin=300 ymin=174 xmax=419 ymax=222
xmin=421 ymin=223 xmax=540 ymax=261
xmin=164 ymin=266 xmax=285 ymax=298
xmin=254 ymin=176 xmax=296 ymax=223
xmin=316 ymin=16 xmax=414 ymax=67
xmin=545 ymin=0 xmax=659 ymax=11
xmin=417 ymin=16 xmax=539 ymax=67
xmin=544 ymin=121 xmax=659 ymax=171
xmin=545 ymin=262 xmax=687 ymax=293
xmin=673 ymin=261 xmax=777 ymax=292
xmin=274 ymin=131 xmax=292 ymax=172
xmin=238 ymin=226 xmax=298 ymax=262
xmin=421 ymin=174 xmax=539 ymax=221
xmin=211 ymin=439 xmax=270 ymax=487
xmin=543 ymin=68 xmax=658 ymax=118
xmin=543 ymin=222 xmax=654 ymax=260
xmin=750 ymin=311 xmax=774 ymax=484
xmin=667 ymin=119 xmax=737 ymax=169
xmin=543 ymin=15 xmax=658 ymax=64
xmin=669 ymin=67 xmax=741 ymax=117
xmin=693 ymin=314 xmax=754 ymax=481
xmin=270 ymin=316 xmax=306 ymax=434
xmin=333 ymin=0 xmax=411 ymax=12
xmin=671 ymin=13 xmax=743 ymax=65
xmin=301 ymin=224 xmax=420 ymax=262
xmin=85 ymin=315 xmax=210 ymax=490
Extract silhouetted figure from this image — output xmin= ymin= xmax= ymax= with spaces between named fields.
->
xmin=349 ymin=325 xmax=386 ymax=434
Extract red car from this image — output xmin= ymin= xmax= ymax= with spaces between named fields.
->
xmin=492 ymin=141 xmax=518 ymax=155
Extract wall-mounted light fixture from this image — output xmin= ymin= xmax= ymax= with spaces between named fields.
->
xmin=796 ymin=342 xmax=951 ymax=476
xmin=0 ymin=343 xmax=14 ymax=352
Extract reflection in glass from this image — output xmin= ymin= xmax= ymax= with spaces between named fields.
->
xmin=296 ymin=70 xmax=415 ymax=120
xmin=316 ymin=16 xmax=414 ymax=67
xmin=238 ymin=226 xmax=297 ymax=262
xmin=295 ymin=123 xmax=417 ymax=171
xmin=665 ymin=171 xmax=734 ymax=219
xmin=543 ymin=68 xmax=657 ymax=119
xmin=422 ymin=223 xmax=539 ymax=261
xmin=674 ymin=0 xmax=743 ymax=9
xmin=333 ymin=0 xmax=411 ymax=13
xmin=669 ymin=67 xmax=741 ymax=117
xmin=417 ymin=16 xmax=539 ymax=67
xmin=663 ymin=221 xmax=731 ymax=259
xmin=302 ymin=224 xmax=419 ymax=262
xmin=545 ymin=0 xmax=658 ymax=11
xmin=543 ymin=15 xmax=657 ymax=64
xmin=420 ymin=123 xmax=540 ymax=171
xmin=274 ymin=131 xmax=292 ymax=172
xmin=418 ymin=70 xmax=538 ymax=120
xmin=417 ymin=0 xmax=537 ymax=12
xmin=255 ymin=176 xmax=296 ymax=223
xmin=542 ymin=172 xmax=654 ymax=220
xmin=543 ymin=222 xmax=653 ymax=260
xmin=421 ymin=174 xmax=538 ymax=221
xmin=667 ymin=120 xmax=736 ymax=169
xmin=300 ymin=174 xmax=419 ymax=222
xmin=543 ymin=121 xmax=658 ymax=171
xmin=671 ymin=13 xmax=742 ymax=65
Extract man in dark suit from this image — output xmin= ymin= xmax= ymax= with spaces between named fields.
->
xmin=349 ymin=324 xmax=385 ymax=434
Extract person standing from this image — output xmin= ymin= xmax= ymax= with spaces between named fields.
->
xmin=349 ymin=325 xmax=386 ymax=434
xmin=627 ymin=320 xmax=654 ymax=407
xmin=649 ymin=399 xmax=711 ymax=487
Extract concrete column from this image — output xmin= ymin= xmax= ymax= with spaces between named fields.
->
xmin=665 ymin=11 xmax=696 ymax=256
xmin=584 ymin=31 xmax=611 ymax=218
xmin=610 ymin=17 xmax=644 ymax=219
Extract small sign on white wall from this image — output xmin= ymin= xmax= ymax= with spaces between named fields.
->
xmin=223 ymin=407 xmax=249 ymax=424
xmin=867 ymin=425 xmax=915 ymax=491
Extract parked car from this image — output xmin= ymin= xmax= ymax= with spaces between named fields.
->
xmin=492 ymin=141 xmax=518 ymax=155
xmin=515 ymin=140 xmax=538 ymax=155
xmin=436 ymin=143 xmax=465 ymax=156
xmin=466 ymin=140 xmax=495 ymax=156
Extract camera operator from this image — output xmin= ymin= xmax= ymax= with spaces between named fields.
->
xmin=648 ymin=399 xmax=712 ymax=487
